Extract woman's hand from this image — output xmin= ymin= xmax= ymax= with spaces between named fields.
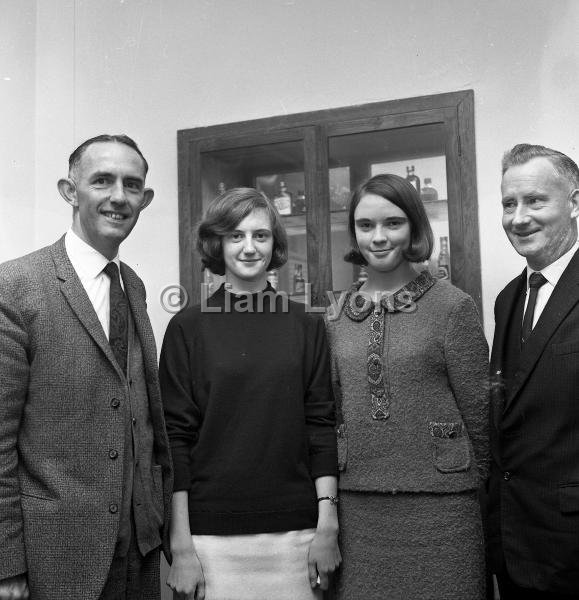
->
xmin=307 ymin=526 xmax=341 ymax=590
xmin=0 ymin=574 xmax=29 ymax=600
xmin=167 ymin=545 xmax=205 ymax=600
xmin=168 ymin=491 xmax=204 ymax=599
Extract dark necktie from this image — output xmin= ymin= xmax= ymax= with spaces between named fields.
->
xmin=103 ymin=262 xmax=128 ymax=373
xmin=521 ymin=272 xmax=548 ymax=344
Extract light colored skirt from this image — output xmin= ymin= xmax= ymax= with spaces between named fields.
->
xmin=192 ymin=529 xmax=323 ymax=600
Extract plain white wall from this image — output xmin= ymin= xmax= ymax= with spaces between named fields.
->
xmin=3 ymin=1 xmax=579 ymax=596
xmin=33 ymin=0 xmax=76 ymax=248
xmin=0 ymin=0 xmax=36 ymax=262
xmin=10 ymin=0 xmax=576 ymax=346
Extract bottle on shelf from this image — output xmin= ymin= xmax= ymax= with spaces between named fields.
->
xmin=267 ymin=269 xmax=279 ymax=290
xmin=292 ymin=190 xmax=307 ymax=214
xmin=357 ymin=266 xmax=368 ymax=284
xmin=203 ymin=268 xmax=215 ymax=295
xmin=293 ymin=263 xmax=305 ymax=294
xmin=273 ymin=181 xmax=292 ymax=216
xmin=436 ymin=236 xmax=450 ymax=280
xmin=405 ymin=165 xmax=421 ymax=195
xmin=420 ymin=177 xmax=439 ymax=202
xmin=330 ymin=183 xmax=348 ymax=211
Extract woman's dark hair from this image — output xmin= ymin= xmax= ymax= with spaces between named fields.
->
xmin=344 ymin=173 xmax=434 ymax=265
xmin=196 ymin=187 xmax=288 ymax=275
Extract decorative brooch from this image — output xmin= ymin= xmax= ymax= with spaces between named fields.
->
xmin=343 ymin=271 xmax=436 ymax=421
xmin=428 ymin=421 xmax=463 ymax=439
xmin=368 ymin=308 xmax=389 ymax=420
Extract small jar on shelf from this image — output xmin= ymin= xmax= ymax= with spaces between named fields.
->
xmin=292 ymin=190 xmax=306 ymax=214
xmin=293 ymin=263 xmax=306 ymax=294
xmin=420 ymin=178 xmax=439 ymax=202
xmin=273 ymin=181 xmax=292 ymax=215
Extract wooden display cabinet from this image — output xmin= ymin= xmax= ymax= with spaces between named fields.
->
xmin=178 ymin=90 xmax=481 ymax=316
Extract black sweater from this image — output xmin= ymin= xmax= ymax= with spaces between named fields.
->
xmin=159 ymin=284 xmax=337 ymax=535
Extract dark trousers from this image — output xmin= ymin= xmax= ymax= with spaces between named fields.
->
xmin=497 ymin=570 xmax=576 ymax=599
xmin=99 ymin=519 xmax=161 ymax=600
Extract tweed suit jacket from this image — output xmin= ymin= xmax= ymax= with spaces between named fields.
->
xmin=0 ymin=236 xmax=172 ymax=600
xmin=488 ymin=248 xmax=579 ymax=594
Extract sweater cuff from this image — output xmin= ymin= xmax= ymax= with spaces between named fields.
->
xmin=310 ymin=451 xmax=339 ymax=479
xmin=170 ymin=447 xmax=192 ymax=491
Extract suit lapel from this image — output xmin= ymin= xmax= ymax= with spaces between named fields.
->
xmin=491 ymin=271 xmax=526 ymax=421
xmin=508 ymin=250 xmax=579 ymax=403
xmin=491 ymin=273 xmax=525 ymax=374
xmin=51 ymin=236 xmax=123 ymax=377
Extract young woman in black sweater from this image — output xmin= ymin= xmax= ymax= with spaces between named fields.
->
xmin=160 ymin=187 xmax=340 ymax=600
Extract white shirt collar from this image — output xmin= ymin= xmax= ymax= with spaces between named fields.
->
xmin=65 ymin=229 xmax=120 ymax=280
xmin=526 ymin=238 xmax=579 ymax=287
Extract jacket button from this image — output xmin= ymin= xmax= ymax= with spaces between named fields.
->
xmin=109 ymin=503 xmax=118 ymax=514
xmin=503 ymin=471 xmax=512 ymax=481
xmin=110 ymin=398 xmax=120 ymax=409
xmin=109 ymin=449 xmax=119 ymax=460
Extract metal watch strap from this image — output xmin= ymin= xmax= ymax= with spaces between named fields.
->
xmin=317 ymin=495 xmax=339 ymax=505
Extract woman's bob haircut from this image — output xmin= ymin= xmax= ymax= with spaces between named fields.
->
xmin=344 ymin=173 xmax=434 ymax=265
xmin=196 ymin=187 xmax=288 ymax=276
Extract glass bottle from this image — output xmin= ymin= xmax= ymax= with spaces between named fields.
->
xmin=293 ymin=263 xmax=305 ymax=294
xmin=357 ymin=266 xmax=368 ymax=284
xmin=405 ymin=165 xmax=421 ymax=195
xmin=273 ymin=181 xmax=292 ymax=215
xmin=204 ymin=268 xmax=215 ymax=295
xmin=420 ymin=177 xmax=439 ymax=202
xmin=217 ymin=182 xmax=226 ymax=195
xmin=437 ymin=236 xmax=450 ymax=280
xmin=292 ymin=190 xmax=306 ymax=214
xmin=267 ymin=269 xmax=279 ymax=290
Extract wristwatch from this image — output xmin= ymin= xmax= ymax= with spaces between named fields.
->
xmin=317 ymin=495 xmax=339 ymax=505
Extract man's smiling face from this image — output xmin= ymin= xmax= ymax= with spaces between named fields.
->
xmin=67 ymin=141 xmax=153 ymax=259
xmin=501 ymin=157 xmax=579 ymax=270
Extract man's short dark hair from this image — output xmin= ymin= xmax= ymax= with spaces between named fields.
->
xmin=344 ymin=173 xmax=434 ymax=265
xmin=197 ymin=187 xmax=288 ymax=276
xmin=502 ymin=144 xmax=579 ymax=188
xmin=68 ymin=134 xmax=149 ymax=176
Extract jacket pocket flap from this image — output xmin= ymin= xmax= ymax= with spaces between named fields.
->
xmin=553 ymin=341 xmax=579 ymax=356
xmin=559 ymin=483 xmax=579 ymax=513
xmin=432 ymin=437 xmax=471 ymax=473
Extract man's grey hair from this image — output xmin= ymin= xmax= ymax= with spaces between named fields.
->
xmin=502 ymin=143 xmax=579 ymax=189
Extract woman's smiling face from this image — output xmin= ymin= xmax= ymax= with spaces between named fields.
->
xmin=354 ymin=193 xmax=411 ymax=275
xmin=222 ymin=208 xmax=274 ymax=289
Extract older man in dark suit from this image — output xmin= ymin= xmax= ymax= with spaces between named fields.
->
xmin=0 ymin=134 xmax=172 ymax=600
xmin=488 ymin=144 xmax=579 ymax=598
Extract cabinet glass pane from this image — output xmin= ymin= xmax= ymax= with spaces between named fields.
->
xmin=200 ymin=140 xmax=307 ymax=297
xmin=328 ymin=124 xmax=451 ymax=291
